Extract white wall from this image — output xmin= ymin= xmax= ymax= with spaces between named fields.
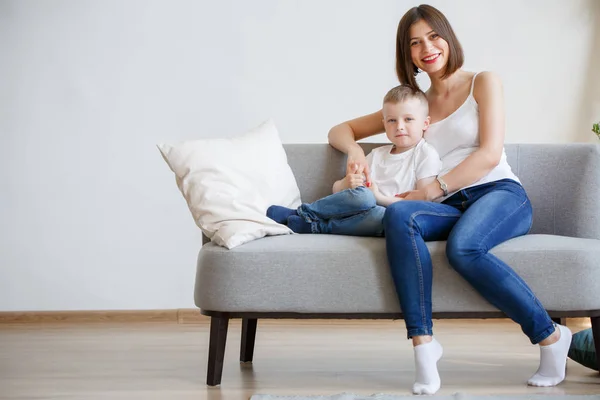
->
xmin=1 ymin=0 xmax=599 ymax=311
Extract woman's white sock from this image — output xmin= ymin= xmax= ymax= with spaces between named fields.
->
xmin=412 ymin=337 xmax=443 ymax=395
xmin=527 ymin=324 xmax=572 ymax=387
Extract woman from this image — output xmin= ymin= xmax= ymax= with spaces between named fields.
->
xmin=327 ymin=4 xmax=572 ymax=395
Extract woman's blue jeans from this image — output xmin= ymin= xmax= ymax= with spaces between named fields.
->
xmin=297 ymin=186 xmax=385 ymax=236
xmin=383 ymin=179 xmax=555 ymax=344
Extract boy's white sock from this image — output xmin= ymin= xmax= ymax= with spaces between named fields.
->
xmin=527 ymin=324 xmax=572 ymax=387
xmin=412 ymin=337 xmax=443 ymax=395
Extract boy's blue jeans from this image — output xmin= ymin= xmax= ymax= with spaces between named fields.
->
xmin=383 ymin=179 xmax=555 ymax=344
xmin=297 ymin=186 xmax=385 ymax=236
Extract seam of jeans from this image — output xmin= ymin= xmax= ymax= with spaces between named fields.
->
xmin=447 ymin=191 xmax=546 ymax=328
xmin=464 ymin=198 xmax=551 ymax=340
xmin=408 ymin=214 xmax=426 ymax=330
xmin=478 ymin=248 xmax=548 ymax=337
xmin=408 ymin=210 xmax=461 ymax=332
xmin=477 ymin=196 xmax=530 ymax=253
xmin=474 ymin=197 xmax=538 ymax=299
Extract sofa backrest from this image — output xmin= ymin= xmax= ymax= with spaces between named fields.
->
xmin=284 ymin=143 xmax=600 ymax=240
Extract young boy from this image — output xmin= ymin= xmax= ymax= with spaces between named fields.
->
xmin=267 ymin=85 xmax=442 ymax=236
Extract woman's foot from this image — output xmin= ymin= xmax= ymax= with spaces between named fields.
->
xmin=527 ymin=324 xmax=572 ymax=387
xmin=412 ymin=337 xmax=443 ymax=395
xmin=266 ymin=205 xmax=297 ymax=224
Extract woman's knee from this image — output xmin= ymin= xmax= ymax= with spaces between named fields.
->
xmin=446 ymin=230 xmax=481 ymax=271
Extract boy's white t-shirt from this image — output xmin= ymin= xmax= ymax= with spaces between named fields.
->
xmin=365 ymin=139 xmax=442 ymax=197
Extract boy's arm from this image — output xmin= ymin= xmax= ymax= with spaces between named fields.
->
xmin=374 ymin=194 xmax=403 ymax=207
xmin=368 ymin=183 xmax=403 ymax=207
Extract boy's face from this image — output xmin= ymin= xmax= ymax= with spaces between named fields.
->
xmin=382 ymin=99 xmax=430 ymax=152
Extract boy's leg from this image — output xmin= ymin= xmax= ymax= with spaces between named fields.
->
xmin=322 ymin=205 xmax=386 ymax=236
xmin=268 ymin=187 xmax=373 ymax=226
xmin=298 ymin=187 xmax=376 ymax=221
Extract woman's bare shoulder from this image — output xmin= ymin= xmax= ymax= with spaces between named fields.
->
xmin=473 ymin=71 xmax=503 ymax=100
xmin=474 ymin=71 xmax=502 ymax=88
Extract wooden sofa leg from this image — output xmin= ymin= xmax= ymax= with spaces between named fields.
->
xmin=207 ymin=316 xmax=229 ymax=386
xmin=240 ymin=318 xmax=258 ymax=363
xmin=591 ymin=316 xmax=600 ymax=375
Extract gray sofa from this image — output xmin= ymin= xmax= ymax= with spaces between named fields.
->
xmin=195 ymin=143 xmax=600 ymax=386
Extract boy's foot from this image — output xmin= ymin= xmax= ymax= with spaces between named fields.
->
xmin=287 ymin=215 xmax=313 ymax=234
xmin=266 ymin=205 xmax=297 ymax=224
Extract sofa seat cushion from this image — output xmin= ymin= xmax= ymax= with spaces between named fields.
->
xmin=195 ymin=234 xmax=600 ymax=314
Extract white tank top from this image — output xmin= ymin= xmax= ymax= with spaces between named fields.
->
xmin=424 ymin=72 xmax=520 ymax=201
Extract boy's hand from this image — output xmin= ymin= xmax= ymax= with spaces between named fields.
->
xmin=346 ymin=152 xmax=371 ymax=185
xmin=343 ymin=163 xmax=366 ymax=189
xmin=345 ymin=172 xmax=365 ymax=189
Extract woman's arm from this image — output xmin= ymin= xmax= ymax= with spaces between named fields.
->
xmin=328 ymin=110 xmax=385 ymax=181
xmin=416 ymin=176 xmax=437 ymax=191
xmin=410 ymin=72 xmax=506 ymax=201
xmin=328 ymin=110 xmax=386 ymax=151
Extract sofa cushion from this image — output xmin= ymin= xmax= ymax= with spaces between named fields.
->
xmin=195 ymin=234 xmax=600 ymax=314
xmin=158 ymin=119 xmax=302 ymax=249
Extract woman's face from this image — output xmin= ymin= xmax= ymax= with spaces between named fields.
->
xmin=409 ymin=19 xmax=449 ymax=76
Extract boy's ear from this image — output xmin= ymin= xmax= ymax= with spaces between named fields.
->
xmin=422 ymin=116 xmax=431 ymax=131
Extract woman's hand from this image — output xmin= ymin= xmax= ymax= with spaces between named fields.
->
xmin=396 ymin=180 xmax=444 ymax=202
xmin=396 ymin=189 xmax=428 ymax=201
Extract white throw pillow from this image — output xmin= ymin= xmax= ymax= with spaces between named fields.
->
xmin=158 ymin=119 xmax=302 ymax=249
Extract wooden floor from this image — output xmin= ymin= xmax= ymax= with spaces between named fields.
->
xmin=1 ymin=319 xmax=599 ymax=400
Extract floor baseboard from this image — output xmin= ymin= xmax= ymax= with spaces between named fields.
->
xmin=0 ymin=309 xmax=209 ymax=324
xmin=0 ymin=311 xmax=592 ymax=329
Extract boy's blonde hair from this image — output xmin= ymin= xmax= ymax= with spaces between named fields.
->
xmin=383 ymin=85 xmax=429 ymax=115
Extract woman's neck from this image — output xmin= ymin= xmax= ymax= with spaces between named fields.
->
xmin=428 ymin=69 xmax=466 ymax=97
